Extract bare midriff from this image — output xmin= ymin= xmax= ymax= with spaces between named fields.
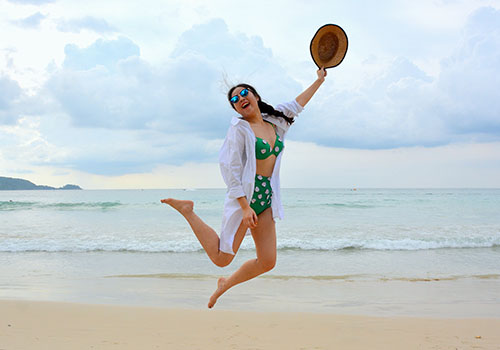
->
xmin=256 ymin=157 xmax=276 ymax=178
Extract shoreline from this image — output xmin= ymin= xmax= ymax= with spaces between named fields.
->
xmin=2 ymin=299 xmax=499 ymax=350
xmin=1 ymin=249 xmax=500 ymax=318
xmin=2 ymin=275 xmax=500 ymax=319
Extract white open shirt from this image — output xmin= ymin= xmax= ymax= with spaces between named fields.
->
xmin=218 ymin=99 xmax=304 ymax=254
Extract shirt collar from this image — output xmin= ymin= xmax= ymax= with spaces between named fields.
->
xmin=230 ymin=116 xmax=248 ymax=126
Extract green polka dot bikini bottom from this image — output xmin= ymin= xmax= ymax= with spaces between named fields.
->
xmin=250 ymin=174 xmax=272 ymax=216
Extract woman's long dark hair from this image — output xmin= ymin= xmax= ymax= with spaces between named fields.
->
xmin=227 ymin=83 xmax=294 ymax=125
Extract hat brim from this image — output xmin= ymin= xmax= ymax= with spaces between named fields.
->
xmin=310 ymin=24 xmax=348 ymax=69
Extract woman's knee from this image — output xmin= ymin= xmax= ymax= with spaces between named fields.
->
xmin=212 ymin=253 xmax=234 ymax=268
xmin=258 ymin=255 xmax=276 ymax=272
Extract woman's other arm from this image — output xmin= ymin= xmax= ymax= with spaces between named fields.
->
xmin=295 ymin=68 xmax=327 ymax=108
xmin=237 ymin=196 xmax=257 ymax=229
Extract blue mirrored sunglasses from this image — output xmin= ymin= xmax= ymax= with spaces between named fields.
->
xmin=230 ymin=88 xmax=249 ymax=104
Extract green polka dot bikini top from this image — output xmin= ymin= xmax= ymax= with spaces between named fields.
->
xmin=255 ymin=121 xmax=284 ymax=160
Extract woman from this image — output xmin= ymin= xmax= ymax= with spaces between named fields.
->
xmin=162 ymin=68 xmax=326 ymax=308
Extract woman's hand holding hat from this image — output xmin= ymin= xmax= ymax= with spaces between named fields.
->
xmin=317 ymin=67 xmax=327 ymax=82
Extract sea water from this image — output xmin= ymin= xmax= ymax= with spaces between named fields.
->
xmin=1 ymin=188 xmax=499 ymax=316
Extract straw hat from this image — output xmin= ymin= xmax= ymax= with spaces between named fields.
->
xmin=310 ymin=24 xmax=348 ymax=69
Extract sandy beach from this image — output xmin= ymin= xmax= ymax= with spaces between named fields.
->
xmin=1 ymin=299 xmax=499 ymax=350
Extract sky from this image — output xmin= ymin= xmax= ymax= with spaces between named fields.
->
xmin=1 ymin=0 xmax=500 ymax=189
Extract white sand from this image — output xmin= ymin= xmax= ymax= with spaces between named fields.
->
xmin=1 ymin=300 xmax=499 ymax=350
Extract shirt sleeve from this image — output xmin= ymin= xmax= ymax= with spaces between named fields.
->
xmin=219 ymin=126 xmax=246 ymax=199
xmin=264 ymin=99 xmax=304 ymax=136
xmin=275 ymin=99 xmax=304 ymax=119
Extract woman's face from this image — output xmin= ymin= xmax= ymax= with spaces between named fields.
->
xmin=230 ymin=86 xmax=260 ymax=118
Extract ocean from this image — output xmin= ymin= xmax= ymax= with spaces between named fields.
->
xmin=1 ymin=188 xmax=499 ymax=316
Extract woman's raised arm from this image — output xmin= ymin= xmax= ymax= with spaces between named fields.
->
xmin=295 ymin=68 xmax=327 ymax=107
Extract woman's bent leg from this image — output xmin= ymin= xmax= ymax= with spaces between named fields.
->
xmin=161 ymin=198 xmax=247 ymax=267
xmin=208 ymin=207 xmax=276 ymax=308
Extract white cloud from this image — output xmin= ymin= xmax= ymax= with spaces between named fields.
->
xmin=290 ymin=56 xmax=443 ymax=149
xmin=0 ymin=116 xmax=68 ymax=165
xmin=0 ymin=74 xmax=24 ymax=124
xmin=56 ymin=16 xmax=115 ymax=34
xmin=438 ymin=6 xmax=500 ymax=135
xmin=6 ymin=0 xmax=54 ymax=4
xmin=62 ymin=36 xmax=139 ymax=70
xmin=38 ymin=19 xmax=301 ymax=175
xmin=291 ymin=6 xmax=500 ymax=149
xmin=0 ymin=75 xmax=21 ymax=110
xmin=10 ymin=11 xmax=45 ymax=28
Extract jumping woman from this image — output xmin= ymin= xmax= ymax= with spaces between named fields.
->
xmin=161 ymin=68 xmax=326 ymax=308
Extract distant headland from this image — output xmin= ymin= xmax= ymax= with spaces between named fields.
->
xmin=0 ymin=176 xmax=82 ymax=190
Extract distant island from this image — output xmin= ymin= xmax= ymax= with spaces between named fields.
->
xmin=0 ymin=176 xmax=82 ymax=190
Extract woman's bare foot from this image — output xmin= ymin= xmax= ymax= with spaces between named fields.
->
xmin=160 ymin=198 xmax=194 ymax=215
xmin=208 ymin=277 xmax=228 ymax=309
